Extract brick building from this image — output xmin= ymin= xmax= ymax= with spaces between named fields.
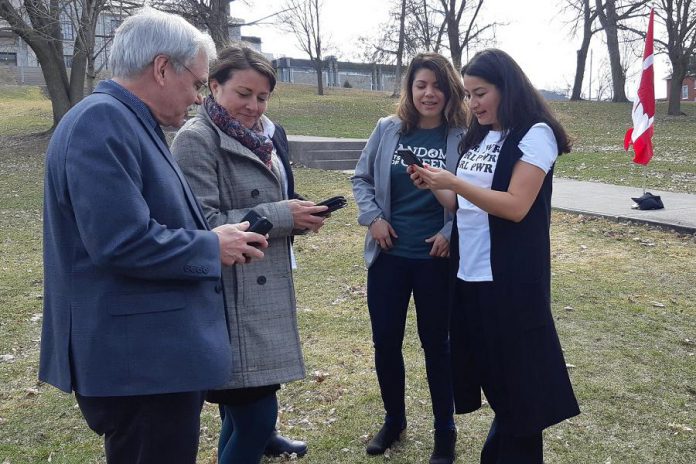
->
xmin=665 ymin=75 xmax=696 ymax=102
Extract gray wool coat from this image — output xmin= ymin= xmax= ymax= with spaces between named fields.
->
xmin=171 ymin=106 xmax=305 ymax=389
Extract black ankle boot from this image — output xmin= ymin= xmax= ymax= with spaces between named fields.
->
xmin=429 ymin=428 xmax=456 ymax=464
xmin=366 ymin=423 xmax=406 ymax=455
xmin=264 ymin=430 xmax=308 ymax=457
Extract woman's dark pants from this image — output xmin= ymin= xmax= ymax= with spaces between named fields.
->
xmin=367 ymin=253 xmax=455 ymax=431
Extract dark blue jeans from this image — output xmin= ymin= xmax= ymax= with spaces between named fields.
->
xmin=367 ymin=253 xmax=454 ymax=431
xmin=218 ymin=392 xmax=278 ymax=463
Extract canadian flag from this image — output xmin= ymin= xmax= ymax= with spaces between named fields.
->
xmin=624 ymin=8 xmax=655 ymax=165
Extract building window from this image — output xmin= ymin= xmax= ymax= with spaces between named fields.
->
xmin=64 ymin=55 xmax=73 ymax=68
xmin=0 ymin=52 xmax=17 ymax=65
xmin=61 ymin=15 xmax=75 ymax=41
xmin=682 ymin=84 xmax=689 ymax=100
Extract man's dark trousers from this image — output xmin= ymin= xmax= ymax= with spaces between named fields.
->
xmin=76 ymin=391 xmax=205 ymax=464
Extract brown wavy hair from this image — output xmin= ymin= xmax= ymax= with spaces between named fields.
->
xmin=396 ymin=52 xmax=467 ymax=135
xmin=209 ymin=44 xmax=276 ymax=91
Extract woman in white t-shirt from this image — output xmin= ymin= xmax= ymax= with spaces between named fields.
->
xmin=410 ymin=48 xmax=580 ymax=463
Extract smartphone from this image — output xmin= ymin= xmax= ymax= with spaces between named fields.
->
xmin=241 ymin=209 xmax=263 ymax=226
xmin=246 ymin=217 xmax=273 ymax=258
xmin=313 ymin=195 xmax=348 ymax=217
xmin=241 ymin=209 xmax=273 ymax=249
xmin=248 ymin=217 xmax=273 ymax=235
xmin=397 ymin=149 xmax=423 ymax=167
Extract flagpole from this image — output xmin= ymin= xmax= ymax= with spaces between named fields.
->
xmin=624 ymin=7 xmax=655 ymax=204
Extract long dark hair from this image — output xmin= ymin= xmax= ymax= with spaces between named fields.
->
xmin=460 ymin=48 xmax=572 ymax=155
xmin=397 ymin=52 xmax=467 ymax=135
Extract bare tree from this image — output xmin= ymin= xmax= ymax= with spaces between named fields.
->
xmin=360 ymin=0 xmax=445 ymax=67
xmin=594 ymin=0 xmax=648 ymax=102
xmin=439 ymin=0 xmax=498 ymax=70
xmin=563 ymin=0 xmax=600 ymax=100
xmin=655 ymin=0 xmax=696 ymax=115
xmin=594 ymin=56 xmax=615 ymax=99
xmin=85 ymin=0 xmax=142 ymax=92
xmin=356 ymin=0 xmax=408 ymax=96
xmin=393 ymin=0 xmax=406 ymax=96
xmin=279 ymin=0 xmax=326 ymax=95
xmin=150 ymin=0 xmax=234 ymax=49
xmin=0 ymin=0 xmax=107 ymax=127
xmin=413 ymin=0 xmax=446 ymax=53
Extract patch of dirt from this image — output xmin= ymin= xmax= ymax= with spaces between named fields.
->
xmin=0 ymin=133 xmax=51 ymax=159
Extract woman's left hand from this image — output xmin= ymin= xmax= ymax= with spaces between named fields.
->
xmin=426 ymin=233 xmax=450 ymax=258
xmin=409 ymin=164 xmax=457 ymax=191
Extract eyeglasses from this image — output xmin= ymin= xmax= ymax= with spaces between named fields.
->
xmin=181 ymin=63 xmax=209 ymax=95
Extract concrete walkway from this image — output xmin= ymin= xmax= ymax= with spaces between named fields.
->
xmin=552 ymin=178 xmax=696 ymax=234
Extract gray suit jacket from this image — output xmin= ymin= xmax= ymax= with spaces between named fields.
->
xmin=351 ymin=115 xmax=464 ymax=268
xmin=171 ymin=106 xmax=305 ymax=388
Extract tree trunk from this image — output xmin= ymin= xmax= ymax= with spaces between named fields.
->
xmin=445 ymin=2 xmax=463 ymax=71
xmin=314 ymin=59 xmax=324 ymax=95
xmin=86 ymin=56 xmax=96 ymax=94
xmin=37 ymin=49 xmax=73 ymax=126
xmin=571 ymin=43 xmax=591 ymax=100
xmin=208 ymin=0 xmax=231 ymax=49
xmin=667 ymin=58 xmax=688 ymax=115
xmin=596 ymin=0 xmax=627 ymax=102
xmin=571 ymin=0 xmax=594 ymax=101
xmin=392 ymin=0 xmax=406 ymax=97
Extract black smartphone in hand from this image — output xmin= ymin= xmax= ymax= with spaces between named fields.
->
xmin=248 ymin=217 xmax=273 ymax=235
xmin=312 ymin=195 xmax=348 ymax=217
xmin=241 ymin=209 xmax=263 ymax=226
xmin=241 ymin=209 xmax=273 ymax=249
xmin=397 ymin=149 xmax=423 ymax=167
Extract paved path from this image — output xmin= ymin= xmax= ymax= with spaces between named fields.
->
xmin=552 ymin=178 xmax=696 ymax=234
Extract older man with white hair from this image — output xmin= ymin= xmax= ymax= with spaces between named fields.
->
xmin=39 ymin=8 xmax=268 ymax=463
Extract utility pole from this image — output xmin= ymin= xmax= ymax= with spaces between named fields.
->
xmin=588 ymin=48 xmax=593 ymax=101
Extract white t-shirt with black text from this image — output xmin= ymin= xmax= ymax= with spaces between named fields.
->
xmin=456 ymin=123 xmax=558 ymax=282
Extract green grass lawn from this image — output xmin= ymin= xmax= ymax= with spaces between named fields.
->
xmin=0 ymin=85 xmax=695 ymax=463
xmin=2 ymin=82 xmax=695 ymax=192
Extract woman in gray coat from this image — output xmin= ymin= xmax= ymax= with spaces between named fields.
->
xmin=171 ymin=46 xmax=326 ymax=463
xmin=351 ymin=53 xmax=467 ymax=464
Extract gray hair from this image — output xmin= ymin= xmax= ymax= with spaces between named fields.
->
xmin=110 ymin=7 xmax=217 ymax=79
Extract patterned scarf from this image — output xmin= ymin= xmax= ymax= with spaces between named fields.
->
xmin=204 ymin=96 xmax=274 ymax=169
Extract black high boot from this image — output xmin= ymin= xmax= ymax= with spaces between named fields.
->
xmin=366 ymin=422 xmax=406 ymax=455
xmin=429 ymin=428 xmax=457 ymax=464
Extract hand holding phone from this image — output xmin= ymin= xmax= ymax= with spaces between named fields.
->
xmin=312 ymin=195 xmax=348 ymax=217
xmin=397 ymin=149 xmax=423 ymax=168
xmin=241 ymin=209 xmax=273 ymax=247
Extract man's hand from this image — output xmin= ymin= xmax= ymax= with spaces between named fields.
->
xmin=288 ymin=199 xmax=328 ymax=232
xmin=213 ymin=222 xmax=268 ymax=266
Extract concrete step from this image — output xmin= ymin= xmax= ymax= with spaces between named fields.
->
xmin=287 ymin=135 xmax=367 ymax=170
xmin=306 ymin=159 xmax=360 ymax=170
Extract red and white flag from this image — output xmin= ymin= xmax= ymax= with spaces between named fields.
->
xmin=624 ymin=8 xmax=655 ymax=165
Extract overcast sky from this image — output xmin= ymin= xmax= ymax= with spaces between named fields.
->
xmin=232 ymin=0 xmax=667 ymax=98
